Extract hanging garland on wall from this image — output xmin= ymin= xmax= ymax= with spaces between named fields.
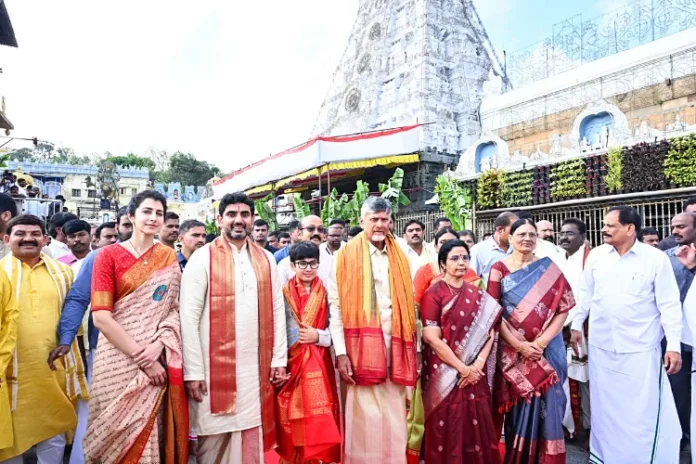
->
xmin=550 ymin=159 xmax=586 ymax=200
xmin=500 ymin=169 xmax=533 ymax=208
xmin=476 ymin=169 xmax=502 ymax=210
xmin=664 ymin=134 xmax=696 ymax=187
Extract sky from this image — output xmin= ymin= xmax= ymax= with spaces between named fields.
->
xmin=0 ymin=0 xmax=630 ymax=173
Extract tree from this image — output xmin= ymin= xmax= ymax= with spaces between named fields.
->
xmin=158 ymin=151 xmax=221 ymax=186
xmin=8 ymin=147 xmax=34 ymax=162
xmin=108 ymin=153 xmax=155 ymax=171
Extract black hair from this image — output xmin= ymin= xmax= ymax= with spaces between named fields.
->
xmin=253 ymin=219 xmax=269 ymax=229
xmin=495 ymin=211 xmax=518 ymax=230
xmin=289 ymin=241 xmax=320 ymax=262
xmin=458 ymin=229 xmax=477 ymax=241
xmin=607 ymin=205 xmax=642 ymax=232
xmin=561 ymin=217 xmax=587 ymax=235
xmin=402 ymin=219 xmax=425 ymax=234
xmin=7 ymin=214 xmax=46 ymax=235
xmin=509 ymin=218 xmax=537 ymax=236
xmin=514 ymin=210 xmax=532 ymax=220
xmin=434 ymin=227 xmax=458 ymax=244
xmin=95 ymin=221 xmax=117 ymax=239
xmin=116 ymin=206 xmax=129 ymax=226
xmin=638 ymin=227 xmax=661 ymax=241
xmin=62 ymin=219 xmax=92 ymax=235
xmin=329 ymin=218 xmax=346 ymax=227
xmin=268 ymin=230 xmax=280 ymax=239
xmin=49 ymin=212 xmax=78 ymax=238
xmin=205 ymin=233 xmax=217 ymax=243
xmin=278 ymin=232 xmax=290 ymax=240
xmin=437 ymin=239 xmax=470 ymax=269
xmin=179 ymin=219 xmax=205 ymax=235
xmin=683 ymin=196 xmax=696 ymax=212
xmin=165 ymin=211 xmax=179 ymax=221
xmin=219 ymin=192 xmax=254 ymax=216
xmin=433 ymin=216 xmax=451 ymax=229
xmin=348 ymin=226 xmax=363 ymax=237
xmin=0 ymin=192 xmax=18 ymax=218
xmin=286 ymin=219 xmax=300 ymax=233
xmin=128 ymin=190 xmax=168 ymax=216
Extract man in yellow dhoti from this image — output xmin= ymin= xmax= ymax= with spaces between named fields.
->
xmin=0 ymin=268 xmax=18 ymax=454
xmin=0 ymin=214 xmax=88 ymax=464
xmin=328 ymin=197 xmax=419 ymax=464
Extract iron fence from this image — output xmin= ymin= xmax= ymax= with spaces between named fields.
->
xmin=474 ymin=191 xmax=695 ymax=247
xmin=505 ymin=0 xmax=696 ymax=89
xmin=394 ymin=210 xmax=446 ymax=242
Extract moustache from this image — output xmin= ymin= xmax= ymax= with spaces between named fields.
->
xmin=19 ymin=241 xmax=39 ymax=247
xmin=602 ymin=233 xmax=612 ymax=238
xmin=311 ymin=234 xmax=322 ymax=241
xmin=559 ymin=240 xmax=569 ymax=245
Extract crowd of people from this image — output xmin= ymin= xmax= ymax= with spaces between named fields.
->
xmin=0 ymin=187 xmax=695 ymax=464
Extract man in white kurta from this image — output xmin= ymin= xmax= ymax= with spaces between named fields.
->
xmin=399 ymin=219 xmax=436 ymax=279
xmin=277 ymin=216 xmax=331 ymax=286
xmin=557 ymin=219 xmax=591 ymax=439
xmin=180 ymin=194 xmax=287 ymax=463
xmin=571 ymin=207 xmax=682 ymax=463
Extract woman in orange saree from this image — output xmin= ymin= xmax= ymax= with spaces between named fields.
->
xmin=276 ymin=242 xmax=341 ymax=464
xmin=84 ymin=191 xmax=188 ymax=464
xmin=414 ymin=229 xmax=484 ymax=306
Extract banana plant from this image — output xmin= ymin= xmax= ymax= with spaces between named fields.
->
xmin=345 ymin=180 xmax=370 ymax=226
xmin=379 ymin=167 xmax=410 ymax=214
xmin=204 ymin=219 xmax=220 ymax=236
xmin=434 ymin=174 xmax=473 ymax=231
xmin=292 ymin=194 xmax=311 ymax=220
xmin=0 ymin=153 xmax=10 ymax=169
xmin=254 ymin=193 xmax=278 ymax=230
xmin=321 ymin=187 xmax=350 ymax=224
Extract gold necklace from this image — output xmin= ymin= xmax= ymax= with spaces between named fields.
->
xmin=444 ymin=279 xmax=464 ymax=296
xmin=128 ymin=240 xmax=154 ymax=266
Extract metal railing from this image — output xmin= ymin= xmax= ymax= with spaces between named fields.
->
xmin=393 ymin=210 xmax=446 ymax=242
xmin=505 ymin=0 xmax=696 ymax=89
xmin=473 ymin=191 xmax=694 ymax=247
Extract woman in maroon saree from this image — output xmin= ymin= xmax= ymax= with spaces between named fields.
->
xmin=420 ymin=240 xmax=503 ymax=464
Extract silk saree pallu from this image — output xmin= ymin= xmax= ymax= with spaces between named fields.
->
xmin=85 ymin=248 xmax=188 ymax=464
xmin=335 ymin=232 xmax=417 ymax=387
xmin=276 ymin=277 xmax=341 ymax=463
xmin=421 ymin=282 xmax=502 ymax=464
xmin=488 ymin=258 xmax=575 ymax=464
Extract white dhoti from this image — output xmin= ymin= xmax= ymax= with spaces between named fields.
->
xmin=344 ymin=379 xmax=407 ymax=464
xmin=589 ymin=345 xmax=681 ymax=464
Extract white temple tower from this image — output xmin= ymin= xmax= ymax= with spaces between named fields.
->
xmin=311 ymin=0 xmax=509 ymax=156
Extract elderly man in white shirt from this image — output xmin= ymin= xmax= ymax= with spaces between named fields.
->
xmin=571 ymin=206 xmax=682 ymax=463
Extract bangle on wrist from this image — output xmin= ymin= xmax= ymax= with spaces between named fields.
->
xmin=535 ymin=339 xmax=547 ymax=349
xmin=460 ymin=366 xmax=471 ymax=378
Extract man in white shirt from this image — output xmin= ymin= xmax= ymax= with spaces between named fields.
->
xmin=320 ymin=222 xmax=345 ymax=269
xmin=0 ymin=193 xmax=18 ymax=259
xmin=180 ymin=192 xmax=287 ymax=462
xmin=676 ymin=243 xmax=696 ymax=457
xmin=400 ymin=219 xmax=436 ymax=278
xmin=571 ymin=206 xmax=683 ymax=463
xmin=46 ymin=212 xmax=78 ymax=260
xmin=557 ymin=218 xmax=591 ymax=442
xmin=469 ymin=211 xmax=517 ymax=283
xmin=277 ymin=215 xmax=330 ymax=285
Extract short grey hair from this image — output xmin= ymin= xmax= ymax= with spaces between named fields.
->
xmin=360 ymin=196 xmax=392 ymax=218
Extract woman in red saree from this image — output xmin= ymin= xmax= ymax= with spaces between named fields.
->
xmin=420 ymin=240 xmax=503 ymax=464
xmin=414 ymin=229 xmax=484 ymax=306
xmin=276 ymin=242 xmax=341 ymax=463
xmin=487 ymin=219 xmax=574 ymax=464
xmin=85 ymin=190 xmax=188 ymax=464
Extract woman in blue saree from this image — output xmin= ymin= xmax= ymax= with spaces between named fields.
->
xmin=487 ymin=218 xmax=575 ymax=464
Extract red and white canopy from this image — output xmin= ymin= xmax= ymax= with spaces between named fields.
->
xmin=213 ymin=125 xmax=422 ymax=198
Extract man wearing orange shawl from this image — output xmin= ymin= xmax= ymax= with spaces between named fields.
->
xmin=276 ymin=242 xmax=341 ymax=463
xmin=327 ymin=197 xmax=418 ymax=464
xmin=180 ymin=192 xmax=288 ymax=463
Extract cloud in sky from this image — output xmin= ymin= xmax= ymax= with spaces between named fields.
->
xmin=0 ymin=0 xmax=358 ymax=172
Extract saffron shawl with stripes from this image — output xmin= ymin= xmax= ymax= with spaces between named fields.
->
xmin=1 ymin=253 xmax=89 ymax=410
